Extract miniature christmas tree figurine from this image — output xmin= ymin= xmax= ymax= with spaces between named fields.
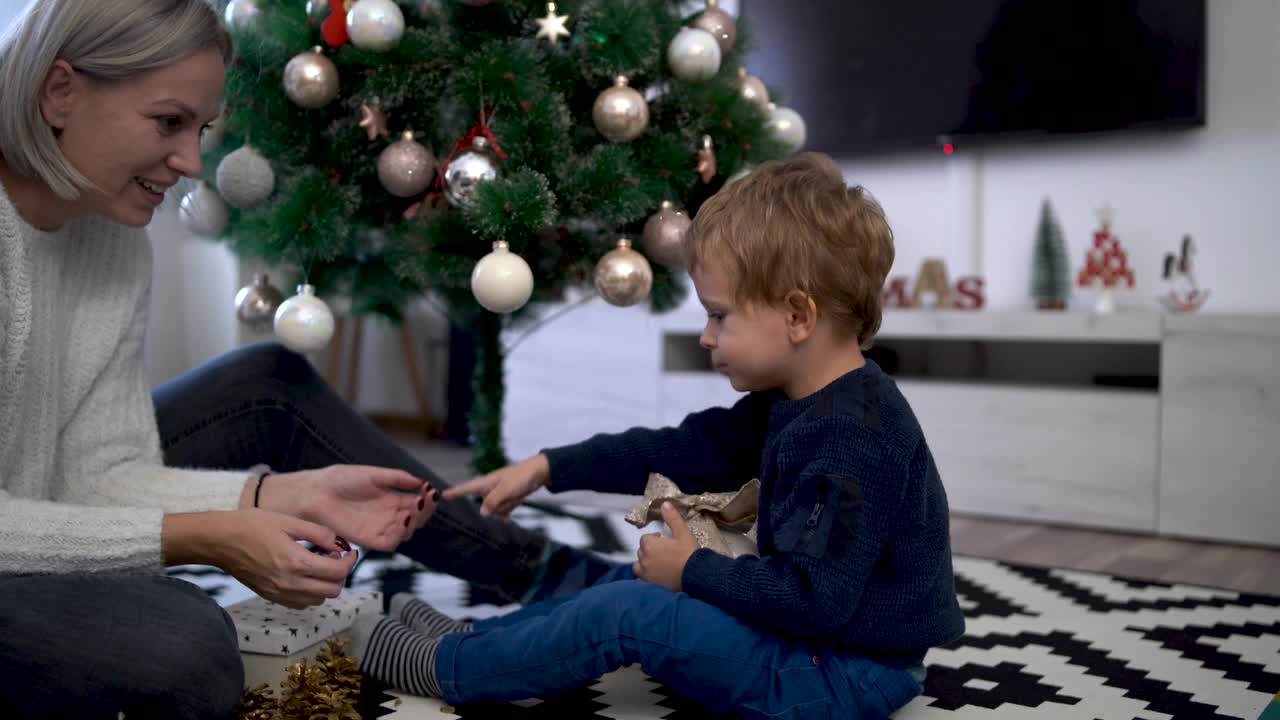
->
xmin=1159 ymin=234 xmax=1210 ymax=312
xmin=1031 ymin=197 xmax=1070 ymax=310
xmin=1076 ymin=206 xmax=1135 ymax=314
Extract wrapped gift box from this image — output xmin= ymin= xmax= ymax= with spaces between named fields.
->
xmin=226 ymin=591 xmax=382 ymax=689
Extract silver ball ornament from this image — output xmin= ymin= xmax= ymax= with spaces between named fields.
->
xmin=179 ymin=182 xmax=230 ymax=237
xmin=199 ymin=109 xmax=226 ymax=154
xmin=215 ymin=145 xmax=275 ymax=209
xmin=594 ymin=238 xmax=653 ymax=307
xmin=667 ymin=27 xmax=721 ymax=82
xmin=471 ymin=241 xmax=535 ymax=314
xmin=274 ymin=284 xmax=335 ymax=353
xmin=305 ymin=0 xmax=331 ymax=22
xmin=283 ymin=46 xmax=339 ymax=109
xmin=690 ymin=0 xmax=737 ymax=53
xmin=592 ymin=76 xmax=649 ymax=143
xmin=768 ymin=103 xmax=807 ymax=153
xmin=443 ymin=136 xmax=499 ymax=208
xmin=235 ymin=273 xmax=285 ymax=329
xmin=378 ymin=131 xmax=436 ymax=198
xmin=347 ymin=0 xmax=406 ymax=52
xmin=642 ymin=201 xmax=691 ymax=268
xmin=223 ymin=0 xmax=262 ymax=31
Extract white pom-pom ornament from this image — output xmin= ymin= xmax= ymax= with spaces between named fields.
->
xmin=215 ymin=146 xmax=275 ymax=209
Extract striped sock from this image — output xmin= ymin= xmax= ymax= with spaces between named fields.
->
xmin=389 ymin=593 xmax=473 ymax=637
xmin=350 ymin=615 xmax=445 ymax=697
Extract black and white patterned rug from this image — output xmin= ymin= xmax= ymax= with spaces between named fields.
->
xmin=172 ymin=502 xmax=1280 ymax=719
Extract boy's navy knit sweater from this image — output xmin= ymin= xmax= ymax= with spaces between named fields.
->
xmin=543 ymin=359 xmax=965 ymax=663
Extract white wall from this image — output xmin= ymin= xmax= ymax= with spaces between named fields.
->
xmin=793 ymin=0 xmax=1280 ymax=314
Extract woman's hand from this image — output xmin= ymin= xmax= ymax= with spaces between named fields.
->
xmin=165 ymin=510 xmax=358 ymax=609
xmin=267 ymin=466 xmax=436 ymax=552
xmin=442 ymin=453 xmax=550 ymax=520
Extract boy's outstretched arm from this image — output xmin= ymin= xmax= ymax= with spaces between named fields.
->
xmin=541 ymin=390 xmax=779 ymax=497
xmin=678 ymin=417 xmax=912 ymax=640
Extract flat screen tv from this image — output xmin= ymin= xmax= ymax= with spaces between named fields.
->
xmin=738 ymin=0 xmax=1207 ymax=156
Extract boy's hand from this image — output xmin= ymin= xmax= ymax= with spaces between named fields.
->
xmin=634 ymin=502 xmax=699 ymax=592
xmin=442 ymin=453 xmax=550 ymax=520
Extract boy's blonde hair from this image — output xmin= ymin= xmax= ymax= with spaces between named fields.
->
xmin=0 ymin=0 xmax=232 ymax=200
xmin=686 ymin=152 xmax=895 ymax=348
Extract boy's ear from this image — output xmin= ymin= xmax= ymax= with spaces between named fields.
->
xmin=783 ymin=289 xmax=817 ymax=343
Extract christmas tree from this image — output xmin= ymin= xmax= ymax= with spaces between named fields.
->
xmin=193 ymin=0 xmax=798 ymax=472
xmin=1030 ymin=197 xmax=1070 ymax=310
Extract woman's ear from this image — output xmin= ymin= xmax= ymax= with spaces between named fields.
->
xmin=39 ymin=60 xmax=78 ymax=132
xmin=783 ymin=289 xmax=817 ymax=343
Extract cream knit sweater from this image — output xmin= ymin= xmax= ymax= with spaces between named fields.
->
xmin=0 ymin=185 xmax=254 ymax=576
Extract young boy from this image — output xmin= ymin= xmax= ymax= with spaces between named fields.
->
xmin=351 ymin=152 xmax=965 ymax=719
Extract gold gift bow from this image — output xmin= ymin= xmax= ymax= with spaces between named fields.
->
xmin=625 ymin=474 xmax=761 ymax=558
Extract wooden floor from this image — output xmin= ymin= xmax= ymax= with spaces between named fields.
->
xmin=398 ymin=434 xmax=1280 ymax=596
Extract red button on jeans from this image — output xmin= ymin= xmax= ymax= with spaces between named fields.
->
xmin=812 ymin=655 xmax=821 ymax=665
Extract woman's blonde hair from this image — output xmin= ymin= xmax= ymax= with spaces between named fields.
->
xmin=687 ymin=152 xmax=896 ymax=348
xmin=0 ymin=0 xmax=232 ymax=199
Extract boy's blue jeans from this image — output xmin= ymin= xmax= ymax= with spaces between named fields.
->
xmin=437 ymin=565 xmax=924 ymax=719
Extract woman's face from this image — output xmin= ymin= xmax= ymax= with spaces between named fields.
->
xmin=42 ymin=47 xmax=225 ymax=227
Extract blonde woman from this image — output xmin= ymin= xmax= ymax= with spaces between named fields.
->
xmin=0 ymin=2 xmax=610 ymax=717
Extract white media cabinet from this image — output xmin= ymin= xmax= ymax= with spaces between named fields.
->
xmin=502 ymin=295 xmax=1280 ymax=547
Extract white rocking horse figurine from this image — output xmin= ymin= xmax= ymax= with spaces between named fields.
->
xmin=1159 ymin=234 xmax=1210 ymax=313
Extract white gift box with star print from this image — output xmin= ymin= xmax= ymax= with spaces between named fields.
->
xmin=226 ymin=590 xmax=382 ymax=688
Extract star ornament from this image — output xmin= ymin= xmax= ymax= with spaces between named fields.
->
xmin=535 ymin=2 xmax=570 ymax=47
xmin=359 ymin=102 xmax=389 ymax=141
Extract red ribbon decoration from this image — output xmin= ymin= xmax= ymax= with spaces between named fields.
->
xmin=322 ymin=0 xmax=349 ymax=48
xmin=434 ymin=108 xmax=508 ymax=191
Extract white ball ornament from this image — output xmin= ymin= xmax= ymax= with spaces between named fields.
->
xmin=471 ymin=241 xmax=534 ymax=314
xmin=274 ymin=284 xmax=335 ymax=353
xmin=216 ymin=146 xmax=275 ymax=209
xmin=768 ymin=103 xmax=807 ymax=153
xmin=667 ymin=27 xmax=721 ymax=82
xmin=178 ymin=182 xmax=230 ymax=237
xmin=347 ymin=0 xmax=406 ymax=52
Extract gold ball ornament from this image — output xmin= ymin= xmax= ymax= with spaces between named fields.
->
xmin=471 ymin=241 xmax=535 ymax=314
xmin=737 ymin=67 xmax=770 ymax=111
xmin=215 ymin=145 xmax=275 ymax=209
xmin=235 ymin=273 xmax=285 ymax=329
xmin=642 ymin=201 xmax=691 ymax=268
xmin=443 ymin=136 xmax=499 ymax=208
xmin=283 ymin=47 xmax=339 ymax=109
xmin=667 ymin=27 xmax=721 ymax=82
xmin=274 ymin=284 xmax=335 ymax=353
xmin=594 ymin=238 xmax=653 ymax=307
xmin=592 ymin=76 xmax=649 ymax=143
xmin=377 ymin=131 xmax=436 ymax=198
xmin=690 ymin=0 xmax=737 ymax=53
xmin=346 ymin=0 xmax=406 ymax=52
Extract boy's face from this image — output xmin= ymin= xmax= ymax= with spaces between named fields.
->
xmin=692 ymin=263 xmax=793 ymax=393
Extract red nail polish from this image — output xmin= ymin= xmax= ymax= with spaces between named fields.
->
xmin=335 ymin=537 xmax=352 ymax=552
xmin=404 ymin=515 xmax=411 ymax=527
xmin=431 ymin=489 xmax=441 ymax=502
xmin=418 ymin=498 xmax=425 ymax=511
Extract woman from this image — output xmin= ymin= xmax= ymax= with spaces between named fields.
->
xmin=0 ymin=2 xmax=608 ymax=718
